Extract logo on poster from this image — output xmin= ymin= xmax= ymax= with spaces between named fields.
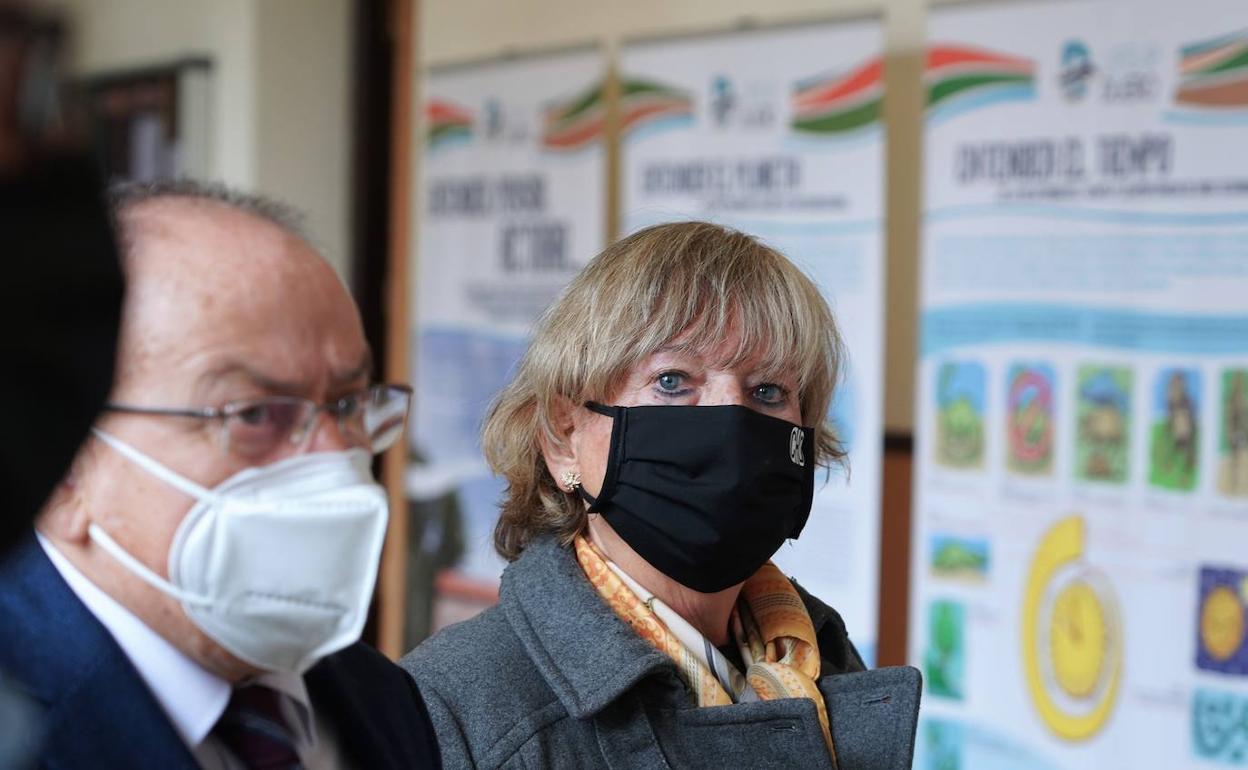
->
xmin=483 ymin=98 xmax=531 ymax=145
xmin=1101 ymin=42 xmax=1161 ymax=104
xmin=706 ymin=75 xmax=775 ymax=131
xmin=710 ymin=75 xmax=736 ymax=127
xmin=1059 ymin=40 xmax=1096 ymax=102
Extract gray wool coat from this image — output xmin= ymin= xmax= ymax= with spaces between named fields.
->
xmin=401 ymin=536 xmax=921 ymax=769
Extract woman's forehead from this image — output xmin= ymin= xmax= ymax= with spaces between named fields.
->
xmin=632 ymin=337 xmax=798 ymax=380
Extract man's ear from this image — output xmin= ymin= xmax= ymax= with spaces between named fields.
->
xmin=538 ymin=395 xmax=579 ymax=485
xmin=37 ymin=446 xmax=95 ymax=544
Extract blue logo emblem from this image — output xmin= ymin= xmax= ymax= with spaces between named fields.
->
xmin=1059 ymin=40 xmax=1095 ymax=102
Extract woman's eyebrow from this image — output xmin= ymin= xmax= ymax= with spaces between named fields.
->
xmin=650 ymin=344 xmax=705 ymax=359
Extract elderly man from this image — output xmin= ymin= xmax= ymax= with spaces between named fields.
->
xmin=0 ymin=181 xmax=440 ymax=769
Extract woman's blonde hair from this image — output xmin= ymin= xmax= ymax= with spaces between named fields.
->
xmin=482 ymin=221 xmax=846 ymax=560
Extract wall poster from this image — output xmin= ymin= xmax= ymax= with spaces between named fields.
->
xmin=910 ymin=1 xmax=1248 ymax=767
xmin=410 ymin=47 xmax=606 ymax=643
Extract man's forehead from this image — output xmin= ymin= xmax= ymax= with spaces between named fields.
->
xmin=112 ymin=195 xmax=366 ymax=396
xmin=119 ymin=197 xmax=343 ymax=313
xmin=199 ymin=348 xmax=374 ymax=395
xmin=122 ymin=197 xmax=299 ymax=261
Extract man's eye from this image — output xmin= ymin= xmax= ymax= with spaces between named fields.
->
xmin=656 ymin=372 xmax=686 ymax=393
xmin=334 ymin=393 xmax=362 ymax=418
xmin=236 ymin=404 xmax=270 ymax=425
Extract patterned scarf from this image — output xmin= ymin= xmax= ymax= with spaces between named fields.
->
xmin=574 ymin=536 xmax=836 ymax=762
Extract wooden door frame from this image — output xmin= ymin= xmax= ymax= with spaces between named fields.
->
xmin=349 ymin=0 xmax=416 ymax=660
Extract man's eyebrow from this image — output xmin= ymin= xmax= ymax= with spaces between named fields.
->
xmin=197 ymin=361 xmax=310 ymax=394
xmin=332 ymin=349 xmax=374 ymax=385
xmin=197 ymin=348 xmax=372 ymax=396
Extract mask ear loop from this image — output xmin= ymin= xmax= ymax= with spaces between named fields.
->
xmin=87 ymin=523 xmax=213 ymax=607
xmin=86 ymin=428 xmax=218 ymax=606
xmin=581 ymin=402 xmax=626 ymax=512
xmin=92 ymin=428 xmax=214 ymax=501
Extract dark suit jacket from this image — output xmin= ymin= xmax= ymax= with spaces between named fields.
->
xmin=0 ymin=532 xmax=441 ymax=769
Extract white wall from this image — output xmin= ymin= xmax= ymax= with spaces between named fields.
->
xmin=255 ymin=0 xmax=353 ymax=275
xmin=62 ymin=0 xmax=352 ymax=278
xmin=420 ymin=0 xmax=933 ymax=431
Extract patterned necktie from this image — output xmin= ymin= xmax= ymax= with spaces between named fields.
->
xmin=213 ymin=685 xmax=305 ymax=770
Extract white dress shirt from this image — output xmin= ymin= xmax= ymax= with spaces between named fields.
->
xmin=38 ymin=535 xmax=346 ymax=769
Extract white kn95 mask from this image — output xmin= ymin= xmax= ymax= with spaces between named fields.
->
xmin=88 ymin=428 xmax=389 ymax=674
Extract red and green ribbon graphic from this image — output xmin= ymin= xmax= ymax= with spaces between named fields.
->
xmin=924 ymin=44 xmax=1035 ymax=111
xmin=542 ymin=81 xmax=607 ymax=151
xmin=790 ymin=57 xmax=884 ymax=135
xmin=1177 ymin=30 xmax=1248 ymax=108
xmin=426 ymin=98 xmax=473 ymax=149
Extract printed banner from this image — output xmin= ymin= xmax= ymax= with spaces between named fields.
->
xmin=621 ymin=17 xmax=886 ymax=662
xmin=910 ymin=1 xmax=1248 ymax=768
xmin=411 ymin=48 xmax=605 ymax=630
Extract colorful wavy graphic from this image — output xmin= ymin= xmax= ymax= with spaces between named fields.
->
xmin=620 ymin=78 xmax=693 ymax=137
xmin=790 ymin=57 xmax=883 ymax=135
xmin=925 ymin=44 xmax=1035 ymax=113
xmin=541 ymin=81 xmax=607 ymax=151
xmin=541 ymin=81 xmax=609 ymax=152
xmin=1177 ymin=30 xmax=1248 ymax=108
xmin=426 ymin=98 xmax=473 ymax=149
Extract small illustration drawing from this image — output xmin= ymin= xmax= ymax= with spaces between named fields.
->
xmin=1075 ymin=366 xmax=1132 ymax=484
xmin=1150 ymin=368 xmax=1201 ymax=491
xmin=936 ymin=361 xmax=986 ymax=469
xmin=1219 ymin=370 xmax=1248 ymax=497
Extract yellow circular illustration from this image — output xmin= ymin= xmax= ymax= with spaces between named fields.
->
xmin=1050 ymin=580 xmax=1107 ymax=698
xmin=1022 ymin=516 xmax=1123 ymax=742
xmin=1201 ymin=585 xmax=1245 ymax=662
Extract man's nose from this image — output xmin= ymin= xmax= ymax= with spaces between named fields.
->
xmin=303 ymin=410 xmax=352 ymax=453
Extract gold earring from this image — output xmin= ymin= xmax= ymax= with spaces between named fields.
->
xmin=560 ymin=470 xmax=581 ymax=492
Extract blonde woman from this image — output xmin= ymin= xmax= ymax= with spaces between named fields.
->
xmin=402 ymin=222 xmax=920 ymax=769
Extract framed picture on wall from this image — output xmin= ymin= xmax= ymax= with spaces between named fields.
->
xmin=75 ymin=57 xmax=212 ymax=182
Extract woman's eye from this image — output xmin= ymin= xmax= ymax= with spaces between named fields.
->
xmin=753 ymin=383 xmax=787 ymax=404
xmin=656 ymin=371 xmax=686 ymax=393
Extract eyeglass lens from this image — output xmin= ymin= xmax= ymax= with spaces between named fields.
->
xmin=224 ymin=386 xmax=410 ymax=458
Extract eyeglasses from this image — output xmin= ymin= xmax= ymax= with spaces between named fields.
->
xmin=104 ymin=384 xmax=413 ymax=459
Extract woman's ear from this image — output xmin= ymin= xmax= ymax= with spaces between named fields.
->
xmin=538 ymin=395 xmax=579 ymax=489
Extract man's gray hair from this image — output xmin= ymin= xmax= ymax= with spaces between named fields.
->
xmin=107 ymin=178 xmax=307 ymax=241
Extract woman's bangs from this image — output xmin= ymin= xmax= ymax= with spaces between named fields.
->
xmin=632 ymin=262 xmax=826 ymax=394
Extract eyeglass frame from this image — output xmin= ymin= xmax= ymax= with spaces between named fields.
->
xmin=101 ymin=383 xmax=413 ymax=456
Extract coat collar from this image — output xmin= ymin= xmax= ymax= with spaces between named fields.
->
xmin=498 ymin=536 xmax=861 ymax=719
xmin=499 ymin=536 xmax=683 ymax=719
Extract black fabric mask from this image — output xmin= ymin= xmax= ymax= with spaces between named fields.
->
xmin=579 ymin=402 xmax=815 ymax=593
